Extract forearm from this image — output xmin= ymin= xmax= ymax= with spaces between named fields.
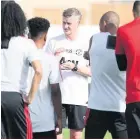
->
xmin=75 ymin=65 xmax=91 ymax=77
xmin=51 ymin=84 xmax=62 ymax=119
xmin=28 ymin=72 xmax=42 ymax=103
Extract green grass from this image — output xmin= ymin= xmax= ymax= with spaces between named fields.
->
xmin=63 ymin=129 xmax=112 ymax=139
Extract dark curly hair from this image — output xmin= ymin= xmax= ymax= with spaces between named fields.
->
xmin=28 ymin=17 xmax=50 ymax=40
xmin=1 ymin=1 xmax=27 ymax=49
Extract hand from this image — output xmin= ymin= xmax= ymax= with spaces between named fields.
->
xmin=55 ymin=118 xmax=62 ymax=135
xmin=61 ymin=62 xmax=75 ymax=70
xmin=84 ymin=108 xmax=90 ymax=126
xmin=54 ymin=48 xmax=65 ymax=56
xmin=83 ymin=51 xmax=90 ymax=60
xmin=22 ymin=94 xmax=33 ymax=105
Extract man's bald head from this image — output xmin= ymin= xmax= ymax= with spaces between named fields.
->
xmin=133 ymin=1 xmax=140 ymax=19
xmin=99 ymin=11 xmax=120 ymax=34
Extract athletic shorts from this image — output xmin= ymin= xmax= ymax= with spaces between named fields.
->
xmin=62 ymin=104 xmax=87 ymax=130
xmin=1 ymin=91 xmax=32 ymax=139
xmin=125 ymin=102 xmax=140 ymax=138
xmin=85 ymin=109 xmax=128 ymax=139
xmin=33 ymin=130 xmax=56 ymax=139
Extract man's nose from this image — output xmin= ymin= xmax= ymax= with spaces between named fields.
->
xmin=64 ymin=24 xmax=68 ymax=29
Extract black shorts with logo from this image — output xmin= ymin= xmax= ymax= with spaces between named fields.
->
xmin=62 ymin=104 xmax=87 ymax=130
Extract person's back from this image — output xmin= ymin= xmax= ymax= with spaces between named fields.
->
xmin=116 ymin=19 xmax=140 ymax=103
xmin=1 ymin=2 xmax=42 ymax=139
xmin=115 ymin=1 xmax=140 ymax=138
xmin=27 ymin=17 xmax=62 ymax=139
xmin=29 ymin=51 xmax=60 ymax=133
xmin=1 ymin=37 xmax=38 ymax=93
xmin=85 ymin=11 xmax=128 ymax=139
xmin=89 ymin=32 xmax=126 ymax=112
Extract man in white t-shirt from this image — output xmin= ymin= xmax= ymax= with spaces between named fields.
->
xmin=85 ymin=11 xmax=128 ymax=139
xmin=1 ymin=2 xmax=42 ymax=139
xmin=28 ymin=17 xmax=62 ymax=139
xmin=46 ymin=8 xmax=91 ymax=139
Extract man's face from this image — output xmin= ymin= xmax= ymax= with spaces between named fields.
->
xmin=62 ymin=16 xmax=80 ymax=36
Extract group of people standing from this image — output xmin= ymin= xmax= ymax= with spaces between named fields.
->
xmin=1 ymin=0 xmax=140 ymax=139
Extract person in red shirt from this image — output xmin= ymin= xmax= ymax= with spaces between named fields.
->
xmin=115 ymin=1 xmax=140 ymax=138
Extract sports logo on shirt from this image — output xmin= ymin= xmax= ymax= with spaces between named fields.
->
xmin=76 ymin=49 xmax=82 ymax=56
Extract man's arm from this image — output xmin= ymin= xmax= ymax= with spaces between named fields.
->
xmin=83 ymin=36 xmax=93 ymax=61
xmin=49 ymin=56 xmax=62 ymax=134
xmin=27 ymin=41 xmax=42 ymax=104
xmin=115 ymin=55 xmax=127 ymax=71
xmin=51 ymin=83 xmax=62 ymax=134
xmin=28 ymin=60 xmax=42 ymax=103
xmin=75 ymin=65 xmax=91 ymax=77
xmin=115 ymin=28 xmax=127 ymax=71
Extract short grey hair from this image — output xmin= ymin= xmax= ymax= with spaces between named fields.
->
xmin=63 ymin=8 xmax=82 ymax=21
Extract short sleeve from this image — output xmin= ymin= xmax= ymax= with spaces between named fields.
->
xmin=45 ymin=39 xmax=55 ymax=55
xmin=115 ymin=28 xmax=125 ymax=55
xmin=49 ymin=56 xmax=61 ymax=84
xmin=26 ymin=40 xmax=40 ymax=63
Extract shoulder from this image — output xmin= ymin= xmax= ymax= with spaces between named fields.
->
xmin=10 ymin=36 xmax=36 ymax=51
xmin=118 ymin=20 xmax=135 ymax=33
xmin=92 ymin=32 xmax=109 ymax=41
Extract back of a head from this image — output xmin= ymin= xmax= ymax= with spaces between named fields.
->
xmin=63 ymin=8 xmax=82 ymax=22
xmin=28 ymin=17 xmax=50 ymax=40
xmin=100 ymin=11 xmax=120 ymax=34
xmin=1 ymin=1 xmax=27 ymax=49
xmin=133 ymin=0 xmax=140 ymax=18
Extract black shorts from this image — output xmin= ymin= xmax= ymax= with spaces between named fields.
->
xmin=1 ymin=91 xmax=32 ymax=139
xmin=33 ymin=130 xmax=56 ymax=139
xmin=125 ymin=102 xmax=140 ymax=138
xmin=62 ymin=104 xmax=87 ymax=130
xmin=85 ymin=109 xmax=128 ymax=139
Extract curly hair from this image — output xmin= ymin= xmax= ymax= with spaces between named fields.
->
xmin=28 ymin=17 xmax=50 ymax=40
xmin=1 ymin=1 xmax=27 ymax=49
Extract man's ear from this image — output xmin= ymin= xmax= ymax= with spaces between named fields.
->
xmin=133 ymin=11 xmax=137 ymax=19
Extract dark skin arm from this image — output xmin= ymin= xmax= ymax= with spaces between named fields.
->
xmin=51 ymin=83 xmax=62 ymax=135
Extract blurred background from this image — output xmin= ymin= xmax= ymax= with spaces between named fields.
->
xmin=16 ymin=0 xmax=135 ymax=43
xmin=17 ymin=0 xmax=134 ymax=25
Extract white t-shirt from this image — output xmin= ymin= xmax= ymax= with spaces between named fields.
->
xmin=88 ymin=32 xmax=126 ymax=112
xmin=1 ymin=36 xmax=40 ymax=94
xmin=29 ymin=50 xmax=61 ymax=132
xmin=46 ymin=34 xmax=89 ymax=106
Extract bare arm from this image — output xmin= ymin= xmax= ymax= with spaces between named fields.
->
xmin=51 ymin=84 xmax=62 ymax=135
xmin=75 ymin=65 xmax=91 ymax=77
xmin=28 ymin=60 xmax=42 ymax=104
xmin=49 ymin=56 xmax=62 ymax=134
xmin=83 ymin=36 xmax=93 ymax=61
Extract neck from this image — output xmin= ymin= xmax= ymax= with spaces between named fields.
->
xmin=65 ymin=31 xmax=78 ymax=41
xmin=34 ymin=40 xmax=43 ymax=49
xmin=108 ymin=28 xmax=117 ymax=36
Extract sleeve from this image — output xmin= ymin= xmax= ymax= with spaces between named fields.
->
xmin=115 ymin=28 xmax=127 ymax=71
xmin=26 ymin=40 xmax=41 ymax=63
xmin=49 ymin=56 xmax=61 ymax=84
xmin=115 ymin=28 xmax=125 ymax=55
xmin=45 ymin=39 xmax=55 ymax=55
